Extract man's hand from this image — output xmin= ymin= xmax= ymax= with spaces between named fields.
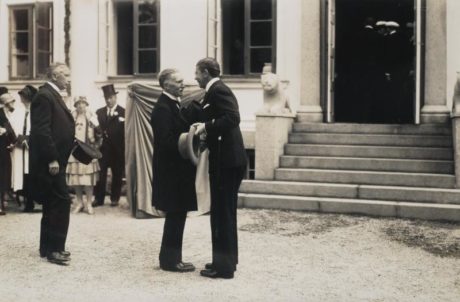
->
xmin=192 ymin=123 xmax=206 ymax=136
xmin=49 ymin=160 xmax=59 ymax=176
xmin=0 ymin=127 xmax=6 ymax=136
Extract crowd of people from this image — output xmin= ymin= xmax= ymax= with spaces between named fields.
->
xmin=0 ymin=58 xmax=246 ymax=279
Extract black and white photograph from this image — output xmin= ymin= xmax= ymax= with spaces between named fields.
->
xmin=0 ymin=0 xmax=459 ymax=301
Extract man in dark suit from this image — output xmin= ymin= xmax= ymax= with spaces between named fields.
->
xmin=29 ymin=63 xmax=75 ymax=265
xmin=93 ymin=84 xmax=125 ymax=207
xmin=193 ymin=58 xmax=247 ymax=279
xmin=151 ymin=69 xmax=197 ymax=273
xmin=0 ymin=89 xmax=15 ymax=216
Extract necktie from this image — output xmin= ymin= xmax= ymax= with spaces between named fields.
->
xmin=23 ymin=111 xmax=29 ymax=135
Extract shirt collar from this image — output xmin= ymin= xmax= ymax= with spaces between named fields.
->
xmin=47 ymin=81 xmax=68 ymax=98
xmin=107 ymin=104 xmax=118 ymax=113
xmin=205 ymin=77 xmax=220 ymax=92
xmin=163 ymin=91 xmax=180 ymax=102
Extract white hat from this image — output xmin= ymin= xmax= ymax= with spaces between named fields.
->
xmin=386 ymin=21 xmax=400 ymax=28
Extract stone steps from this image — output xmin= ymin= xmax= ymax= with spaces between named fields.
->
xmin=284 ymin=144 xmax=453 ymax=160
xmin=238 ymin=193 xmax=460 ymax=221
xmin=292 ymin=123 xmax=452 ymax=135
xmin=279 ymin=155 xmax=454 ymax=174
xmin=240 ymin=180 xmax=460 ymax=205
xmin=275 ymin=168 xmax=455 ymax=188
xmin=288 ymin=133 xmax=452 ymax=147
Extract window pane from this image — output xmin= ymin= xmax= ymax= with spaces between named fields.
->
xmin=250 ymin=48 xmax=271 ymax=73
xmin=13 ymin=9 xmax=29 ymax=30
xmin=11 ymin=55 xmax=30 ymax=77
xmin=12 ymin=33 xmax=29 ymax=54
xmin=251 ymin=0 xmax=272 ymax=20
xmin=116 ymin=2 xmax=134 ymax=75
xmin=37 ymin=4 xmax=51 ymax=28
xmin=222 ymin=0 xmax=245 ymax=75
xmin=139 ymin=25 xmax=156 ymax=48
xmin=139 ymin=0 xmax=157 ymax=24
xmin=37 ymin=28 xmax=51 ymax=51
xmin=37 ymin=52 xmax=51 ymax=76
xmin=250 ymin=22 xmax=272 ymax=46
xmin=138 ymin=50 xmax=157 ymax=73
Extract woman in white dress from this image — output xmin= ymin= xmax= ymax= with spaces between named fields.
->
xmin=66 ymin=96 xmax=102 ymax=214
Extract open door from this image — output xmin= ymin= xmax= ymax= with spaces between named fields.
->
xmin=327 ymin=0 xmax=421 ymax=124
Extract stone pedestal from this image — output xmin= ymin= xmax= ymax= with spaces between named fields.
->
xmin=255 ymin=113 xmax=296 ymax=180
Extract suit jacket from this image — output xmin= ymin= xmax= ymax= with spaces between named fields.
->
xmin=29 ymin=83 xmax=75 ymax=200
xmin=96 ymin=105 xmax=125 ymax=162
xmin=151 ymin=93 xmax=197 ymax=212
xmin=202 ymin=80 xmax=247 ymax=173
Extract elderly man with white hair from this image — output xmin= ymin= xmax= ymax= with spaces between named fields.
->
xmin=29 ymin=62 xmax=75 ymax=265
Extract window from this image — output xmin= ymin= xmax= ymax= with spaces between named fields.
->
xmin=114 ymin=0 xmax=160 ymax=75
xmin=9 ymin=3 xmax=53 ymax=79
xmin=221 ymin=0 xmax=276 ymax=75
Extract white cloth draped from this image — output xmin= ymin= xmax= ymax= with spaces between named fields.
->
xmin=9 ymin=103 xmax=30 ymax=191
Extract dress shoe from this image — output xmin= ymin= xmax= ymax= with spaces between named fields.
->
xmin=205 ymin=263 xmax=236 ymax=271
xmin=200 ymin=269 xmax=233 ymax=279
xmin=72 ymin=203 xmax=84 ymax=214
xmin=60 ymin=251 xmax=71 ymax=257
xmin=0 ymin=211 xmax=5 ymax=216
xmin=160 ymin=262 xmax=195 ymax=272
xmin=23 ymin=206 xmax=35 ymax=213
xmin=47 ymin=252 xmax=70 ymax=265
xmin=92 ymin=201 xmax=103 ymax=207
xmin=110 ymin=201 xmax=119 ymax=207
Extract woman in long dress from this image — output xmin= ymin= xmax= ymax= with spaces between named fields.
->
xmin=66 ymin=96 xmax=102 ymax=214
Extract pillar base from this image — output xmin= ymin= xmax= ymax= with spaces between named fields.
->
xmin=255 ymin=113 xmax=296 ymax=180
xmin=296 ymin=105 xmax=323 ymax=123
xmin=420 ymin=105 xmax=451 ymax=124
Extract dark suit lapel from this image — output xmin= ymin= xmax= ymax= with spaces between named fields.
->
xmin=44 ymin=83 xmax=73 ymax=122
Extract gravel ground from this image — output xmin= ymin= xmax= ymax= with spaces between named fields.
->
xmin=1 ymin=198 xmax=459 ymax=302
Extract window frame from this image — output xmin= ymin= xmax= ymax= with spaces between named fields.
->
xmin=8 ymin=3 xmax=53 ymax=80
xmin=112 ymin=0 xmax=160 ymax=77
xmin=220 ymin=0 xmax=277 ymax=77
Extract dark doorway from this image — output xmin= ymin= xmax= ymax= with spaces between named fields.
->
xmin=334 ymin=0 xmax=415 ymax=124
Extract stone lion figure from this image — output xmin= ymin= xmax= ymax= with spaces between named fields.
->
xmin=259 ymin=68 xmax=291 ymax=114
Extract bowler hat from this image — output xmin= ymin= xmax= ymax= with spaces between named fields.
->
xmin=101 ymin=84 xmax=118 ymax=99
xmin=178 ymin=126 xmax=201 ymax=166
xmin=18 ymin=85 xmax=38 ymax=101
xmin=72 ymin=139 xmax=102 ymax=165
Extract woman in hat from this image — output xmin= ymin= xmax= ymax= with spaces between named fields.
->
xmin=66 ymin=96 xmax=102 ymax=214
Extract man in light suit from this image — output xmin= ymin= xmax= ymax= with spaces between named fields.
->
xmin=193 ymin=58 xmax=247 ymax=279
xmin=29 ymin=63 xmax=75 ymax=265
xmin=151 ymin=69 xmax=197 ymax=272
xmin=93 ymin=84 xmax=125 ymax=207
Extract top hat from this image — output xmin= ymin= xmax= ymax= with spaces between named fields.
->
xmin=73 ymin=96 xmax=89 ymax=107
xmin=72 ymin=139 xmax=102 ymax=165
xmin=18 ymin=85 xmax=38 ymax=101
xmin=101 ymin=84 xmax=118 ymax=99
xmin=178 ymin=126 xmax=201 ymax=166
xmin=0 ymin=86 xmax=8 ymax=97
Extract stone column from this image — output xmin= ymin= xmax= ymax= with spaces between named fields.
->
xmin=421 ymin=0 xmax=450 ymax=124
xmin=451 ymin=76 xmax=460 ymax=187
xmin=255 ymin=113 xmax=296 ymax=180
xmin=297 ymin=0 xmax=322 ymax=122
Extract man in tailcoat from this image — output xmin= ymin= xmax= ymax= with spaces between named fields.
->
xmin=29 ymin=63 xmax=75 ymax=265
xmin=151 ymin=69 xmax=197 ymax=272
xmin=193 ymin=58 xmax=247 ymax=279
xmin=93 ymin=84 xmax=125 ymax=207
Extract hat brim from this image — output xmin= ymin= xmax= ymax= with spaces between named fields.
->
xmin=178 ymin=126 xmax=200 ymax=166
